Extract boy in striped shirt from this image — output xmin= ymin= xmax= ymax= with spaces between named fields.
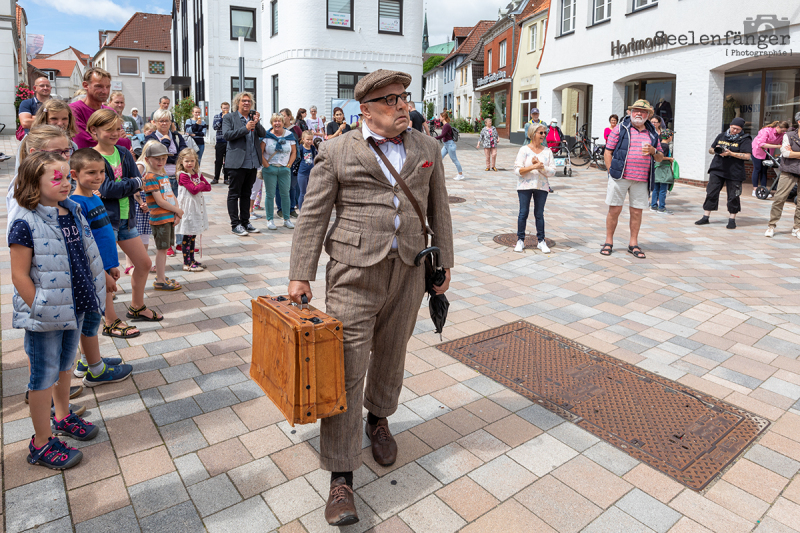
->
xmin=141 ymin=142 xmax=183 ymax=291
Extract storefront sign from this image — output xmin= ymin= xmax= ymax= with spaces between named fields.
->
xmin=477 ymin=71 xmax=507 ymax=88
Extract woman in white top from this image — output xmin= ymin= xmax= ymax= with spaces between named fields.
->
xmin=261 ymin=113 xmax=297 ymax=230
xmin=305 ymin=106 xmax=326 ymax=140
xmin=513 ymin=124 xmax=556 ymax=253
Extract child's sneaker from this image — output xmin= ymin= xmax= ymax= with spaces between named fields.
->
xmin=27 ymin=436 xmax=83 ymax=469
xmin=175 ymin=245 xmax=182 ymax=252
xmin=83 ymin=363 xmax=133 ymax=387
xmin=183 ymin=263 xmax=204 ymax=272
xmin=74 ymin=357 xmax=122 ymax=378
xmin=166 ymin=246 xmax=175 ymax=257
xmin=52 ymin=412 xmax=99 ymax=441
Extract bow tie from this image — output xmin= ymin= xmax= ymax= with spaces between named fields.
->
xmin=374 ymin=135 xmax=403 ymax=145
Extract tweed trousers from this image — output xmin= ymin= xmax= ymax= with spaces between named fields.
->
xmin=320 ymin=251 xmax=426 ymax=472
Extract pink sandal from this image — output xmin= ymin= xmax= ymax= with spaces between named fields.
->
xmin=125 ymin=266 xmax=134 ymax=275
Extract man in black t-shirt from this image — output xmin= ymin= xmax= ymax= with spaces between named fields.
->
xmin=695 ymin=117 xmax=753 ymax=229
xmin=408 ymin=102 xmax=429 ymax=135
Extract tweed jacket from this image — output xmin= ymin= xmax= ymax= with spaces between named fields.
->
xmin=222 ymin=112 xmax=267 ymax=169
xmin=12 ymin=199 xmax=106 ymax=332
xmin=289 ymin=127 xmax=454 ymax=281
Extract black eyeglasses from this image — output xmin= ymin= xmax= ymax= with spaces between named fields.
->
xmin=363 ymin=92 xmax=412 ymax=106
xmin=40 ymin=147 xmax=74 ymax=158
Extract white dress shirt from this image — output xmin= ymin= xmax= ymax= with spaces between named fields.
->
xmin=362 ymin=122 xmax=405 ymax=249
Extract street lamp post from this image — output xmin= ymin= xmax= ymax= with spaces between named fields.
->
xmin=238 ymin=36 xmax=245 ymax=97
xmin=141 ymin=70 xmax=147 ymax=119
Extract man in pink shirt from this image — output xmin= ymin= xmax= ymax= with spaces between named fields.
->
xmin=601 ymin=99 xmax=663 ymax=259
xmin=70 ymin=68 xmax=131 ymax=150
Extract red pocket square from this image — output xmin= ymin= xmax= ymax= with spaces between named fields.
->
xmin=422 ymin=161 xmax=433 ymax=168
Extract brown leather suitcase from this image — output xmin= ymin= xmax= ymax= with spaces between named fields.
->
xmin=251 ymin=295 xmax=346 ymax=426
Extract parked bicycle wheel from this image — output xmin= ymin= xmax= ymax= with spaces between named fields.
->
xmin=593 ymin=147 xmax=607 ymax=171
xmin=571 ymin=141 xmax=591 ymax=166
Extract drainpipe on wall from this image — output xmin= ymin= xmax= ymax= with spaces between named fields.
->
xmin=508 ymin=14 xmax=516 ymax=135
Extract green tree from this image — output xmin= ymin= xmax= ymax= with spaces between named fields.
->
xmin=479 ymin=94 xmax=495 ymax=124
xmin=172 ymin=95 xmax=196 ymax=131
xmin=425 ymin=101 xmax=435 ymax=120
xmin=423 ymin=55 xmax=445 ymax=74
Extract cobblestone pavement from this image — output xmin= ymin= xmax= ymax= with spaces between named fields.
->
xmin=2 ymin=133 xmax=800 ymax=532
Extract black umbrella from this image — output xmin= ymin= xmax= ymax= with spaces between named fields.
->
xmin=415 ymin=247 xmax=450 ymax=340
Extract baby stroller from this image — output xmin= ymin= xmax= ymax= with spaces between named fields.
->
xmin=547 ymin=124 xmax=572 ymax=176
xmin=755 ymin=151 xmax=796 ymax=203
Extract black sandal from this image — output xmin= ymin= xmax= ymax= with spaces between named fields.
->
xmin=126 ymin=304 xmax=164 ymax=322
xmin=102 ymin=318 xmax=141 ymax=338
xmin=627 ymin=245 xmax=646 ymax=259
xmin=600 ymin=243 xmax=613 ymax=256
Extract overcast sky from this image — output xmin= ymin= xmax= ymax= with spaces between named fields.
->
xmin=21 ymin=0 xmax=503 ymax=57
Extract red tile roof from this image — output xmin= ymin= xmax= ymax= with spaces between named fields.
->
xmin=519 ymin=0 xmax=550 ymax=21
xmin=446 ymin=20 xmax=495 ymax=61
xmin=70 ymin=46 xmax=91 ymax=65
xmin=29 ymin=59 xmax=78 ymax=77
xmin=452 ymin=27 xmax=473 ymax=39
xmin=104 ymin=12 xmax=171 ymax=52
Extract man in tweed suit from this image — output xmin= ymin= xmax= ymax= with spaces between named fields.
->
xmin=288 ymin=70 xmax=454 ymax=526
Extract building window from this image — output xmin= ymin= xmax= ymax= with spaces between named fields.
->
xmin=272 ymin=75 xmax=279 ymax=113
xmin=231 ymin=7 xmax=256 ymax=41
xmin=45 ymin=71 xmax=56 ymax=82
xmin=519 ymin=90 xmax=538 ymax=129
xmin=487 ymin=50 xmax=492 ymax=73
xmin=149 ymin=61 xmax=165 ymax=75
xmin=499 ymin=40 xmax=507 ymax=68
xmin=562 ymin=0 xmax=575 ymax=34
xmin=270 ymin=1 xmax=278 ymax=36
xmin=529 ymin=23 xmax=538 ymax=52
xmin=378 ymin=0 xmax=402 ymax=34
xmin=231 ymin=76 xmax=257 ymax=105
xmin=327 ymin=0 xmax=353 ymax=30
xmin=723 ymin=68 xmax=800 ymax=138
xmin=118 ymin=57 xmax=139 ymax=75
xmin=338 ymin=71 xmax=367 ymax=99
xmin=494 ymin=90 xmax=507 ymax=128
xmin=594 ymin=0 xmax=611 ymax=22
xmin=634 ymin=0 xmax=656 ymax=9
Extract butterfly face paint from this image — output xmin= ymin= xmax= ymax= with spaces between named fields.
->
xmin=51 ymin=169 xmax=65 ymax=188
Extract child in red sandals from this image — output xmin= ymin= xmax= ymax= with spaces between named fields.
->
xmin=174 ymin=148 xmax=209 ymax=272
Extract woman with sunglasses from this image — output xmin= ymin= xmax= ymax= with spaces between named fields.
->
xmin=513 ymin=124 xmax=556 ymax=254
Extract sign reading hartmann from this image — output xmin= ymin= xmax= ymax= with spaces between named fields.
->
xmin=477 ymin=71 xmax=507 ymax=88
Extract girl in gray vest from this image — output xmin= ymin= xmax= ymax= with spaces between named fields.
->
xmin=9 ymin=152 xmax=105 ymax=470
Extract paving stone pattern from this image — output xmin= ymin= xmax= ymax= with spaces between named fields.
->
xmin=3 ymin=134 xmax=800 ymax=531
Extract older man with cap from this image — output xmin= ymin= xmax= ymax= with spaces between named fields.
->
xmin=601 ymin=99 xmax=664 ymax=259
xmin=696 ymin=116 xmax=752 ymax=229
xmin=525 ymin=107 xmax=548 ymax=139
xmin=287 ymin=69 xmax=454 ymax=526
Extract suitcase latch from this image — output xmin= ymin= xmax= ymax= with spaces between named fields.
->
xmin=309 ymin=317 xmax=323 ymax=325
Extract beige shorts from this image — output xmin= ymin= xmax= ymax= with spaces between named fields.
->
xmin=606 ymin=178 xmax=648 ymax=210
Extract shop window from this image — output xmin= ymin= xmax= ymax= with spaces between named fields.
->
xmin=494 ymin=90 xmax=507 ymax=128
xmin=328 ymin=0 xmax=353 ymax=30
xmin=519 ymin=90 xmax=538 ymax=129
xmin=231 ymin=7 xmax=256 ymax=41
xmin=724 ymin=68 xmax=800 ymax=136
xmin=378 ymin=0 xmax=402 ymax=34
xmin=764 ymin=69 xmax=800 ymax=127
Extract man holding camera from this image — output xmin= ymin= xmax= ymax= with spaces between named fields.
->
xmin=602 ymin=99 xmax=664 ymax=259
xmin=222 ymin=92 xmax=266 ymax=236
xmin=695 ymin=117 xmax=752 ymax=230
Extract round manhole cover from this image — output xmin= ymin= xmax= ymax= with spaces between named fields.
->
xmin=448 ymin=196 xmax=466 ymax=204
xmin=493 ymin=233 xmax=556 ymax=249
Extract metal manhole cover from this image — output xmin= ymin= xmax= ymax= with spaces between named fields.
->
xmin=494 ymin=233 xmax=556 ymax=249
xmin=437 ymin=322 xmax=769 ymax=491
xmin=449 ymin=196 xmax=466 ymax=204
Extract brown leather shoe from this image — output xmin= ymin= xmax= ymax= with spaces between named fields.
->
xmin=325 ymin=477 xmax=359 ymax=526
xmin=365 ymin=418 xmax=398 ymax=466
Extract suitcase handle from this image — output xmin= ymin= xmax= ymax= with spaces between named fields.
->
xmin=300 ymin=295 xmax=309 ymax=311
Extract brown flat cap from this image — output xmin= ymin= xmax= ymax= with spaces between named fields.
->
xmin=355 ymin=69 xmax=412 ymax=103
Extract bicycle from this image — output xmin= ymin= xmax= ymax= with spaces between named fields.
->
xmin=570 ymin=127 xmax=607 ymax=171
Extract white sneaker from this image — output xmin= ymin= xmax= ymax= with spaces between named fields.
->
xmin=514 ymin=240 xmax=525 ymax=253
xmin=284 ymin=219 xmax=295 ymax=229
xmin=793 ymin=228 xmax=799 ymax=238
xmin=454 ymin=174 xmax=465 ymax=181
xmin=537 ymin=240 xmax=551 ymax=253
xmin=765 ymin=227 xmax=775 ymax=238
xmin=267 ymin=220 xmax=277 ymax=230
xmin=752 ymin=190 xmax=757 ymax=197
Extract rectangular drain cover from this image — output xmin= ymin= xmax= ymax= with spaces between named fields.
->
xmin=437 ymin=322 xmax=769 ymax=490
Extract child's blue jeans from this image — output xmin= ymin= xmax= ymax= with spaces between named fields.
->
xmin=651 ymin=182 xmax=669 ymax=210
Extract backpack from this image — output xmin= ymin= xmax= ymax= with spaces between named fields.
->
xmin=451 ymin=127 xmax=459 ymax=142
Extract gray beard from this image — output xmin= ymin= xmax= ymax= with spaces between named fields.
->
xmin=631 ymin=116 xmax=645 ymax=127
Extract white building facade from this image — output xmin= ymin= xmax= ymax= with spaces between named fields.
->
xmin=172 ymin=0 xmax=423 ymax=124
xmin=538 ymin=0 xmax=800 ymax=183
xmin=1 ymin=0 xmax=22 ymax=131
xmin=424 ymin=66 xmax=443 ymax=116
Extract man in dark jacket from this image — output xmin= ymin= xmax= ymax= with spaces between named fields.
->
xmin=222 ymin=92 xmax=266 ymax=236
xmin=602 ymin=99 xmax=663 ymax=259
xmin=212 ymin=102 xmax=230 ymax=184
xmin=695 ymin=117 xmax=753 ymax=230
xmin=766 ymin=112 xmax=800 ymax=238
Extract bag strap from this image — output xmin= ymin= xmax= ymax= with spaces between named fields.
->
xmin=367 ymin=136 xmax=430 ymax=247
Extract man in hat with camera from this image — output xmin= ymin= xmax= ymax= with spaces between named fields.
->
xmin=602 ymin=99 xmax=664 ymax=259
xmin=288 ymin=69 xmax=454 ymax=526
xmin=695 ymin=116 xmax=752 ymax=229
